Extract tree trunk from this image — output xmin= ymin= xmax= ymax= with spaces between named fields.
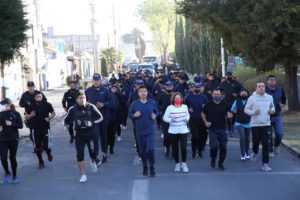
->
xmin=284 ymin=62 xmax=300 ymax=111
xmin=0 ymin=61 xmax=6 ymax=99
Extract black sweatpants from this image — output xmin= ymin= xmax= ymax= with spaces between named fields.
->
xmin=0 ymin=140 xmax=18 ymax=177
xmin=170 ymin=134 xmax=188 ymax=163
xmin=209 ymin=129 xmax=228 ymax=164
xmin=99 ymin=120 xmax=109 ymax=154
xmin=189 ymin=118 xmax=208 ymax=154
xmin=251 ymin=126 xmax=269 ymax=164
xmin=162 ymin=122 xmax=171 ymax=149
xmin=33 ymin=128 xmax=51 ymax=164
xmin=75 ymin=134 xmax=96 ymax=162
xmin=108 ymin=121 xmax=117 ymax=151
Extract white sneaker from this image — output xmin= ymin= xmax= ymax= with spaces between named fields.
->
xmin=79 ymin=175 xmax=88 ymax=183
xmin=245 ymin=153 xmax=251 ymax=160
xmin=241 ymin=156 xmax=246 ymax=161
xmin=261 ymin=163 xmax=272 ymax=172
xmin=269 ymin=152 xmax=275 ymax=158
xmin=174 ymin=163 xmax=181 ymax=172
xmin=181 ymin=162 xmax=189 ymax=173
xmin=251 ymin=153 xmax=258 ymax=161
xmin=117 ymin=136 xmax=122 ymax=142
xmin=90 ymin=161 xmax=97 ymax=173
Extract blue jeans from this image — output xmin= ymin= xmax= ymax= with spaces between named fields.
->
xmin=137 ymin=133 xmax=155 ymax=167
xmin=269 ymin=114 xmax=284 ymax=152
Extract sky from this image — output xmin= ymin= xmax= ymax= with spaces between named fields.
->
xmin=39 ymin=0 xmax=152 ymax=41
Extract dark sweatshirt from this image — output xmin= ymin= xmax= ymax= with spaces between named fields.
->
xmin=0 ymin=110 xmax=23 ymax=141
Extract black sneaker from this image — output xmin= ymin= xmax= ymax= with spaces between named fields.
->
xmin=164 ymin=147 xmax=170 ymax=158
xmin=38 ymin=162 xmax=45 ymax=169
xmin=210 ymin=159 xmax=216 ymax=169
xmin=192 ymin=151 xmax=196 ymax=159
xmin=143 ymin=166 xmax=148 ymax=176
xmin=102 ymin=155 xmax=107 ymax=163
xmin=110 ymin=148 xmax=114 ymax=154
xmin=47 ymin=153 xmax=53 ymax=162
xmin=69 ymin=136 xmax=74 ymax=144
xmin=198 ymin=151 xmax=203 ymax=158
xmin=150 ymin=167 xmax=155 ymax=177
xmin=218 ymin=164 xmax=225 ymax=171
xmin=95 ymin=158 xmax=101 ymax=167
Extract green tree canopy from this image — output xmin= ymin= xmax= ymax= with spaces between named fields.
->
xmin=137 ymin=0 xmax=176 ymax=63
xmin=177 ymin=0 xmax=300 ymax=110
xmin=0 ymin=0 xmax=28 ymax=98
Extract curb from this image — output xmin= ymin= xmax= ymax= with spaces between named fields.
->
xmin=281 ymin=142 xmax=300 ymax=159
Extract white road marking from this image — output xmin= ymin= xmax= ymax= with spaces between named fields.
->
xmin=132 ymin=179 xmax=149 ymax=200
xmin=140 ymin=171 xmax=300 ymax=177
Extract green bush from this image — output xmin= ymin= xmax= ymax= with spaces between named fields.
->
xmin=234 ymin=65 xmax=286 ymax=93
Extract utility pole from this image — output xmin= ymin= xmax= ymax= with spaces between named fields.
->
xmin=221 ymin=38 xmax=226 ymax=77
xmin=89 ymin=0 xmax=99 ymax=73
xmin=112 ymin=4 xmax=118 ymax=71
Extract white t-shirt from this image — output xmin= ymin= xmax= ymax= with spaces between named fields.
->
xmin=163 ymin=104 xmax=190 ymax=134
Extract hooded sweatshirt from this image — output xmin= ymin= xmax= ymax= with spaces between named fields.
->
xmin=244 ymin=92 xmax=275 ymax=127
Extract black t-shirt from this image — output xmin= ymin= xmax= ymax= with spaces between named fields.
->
xmin=28 ymin=101 xmax=54 ymax=129
xmin=203 ymin=101 xmax=229 ymax=130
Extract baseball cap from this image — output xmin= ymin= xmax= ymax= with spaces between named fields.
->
xmin=27 ymin=81 xmax=35 ymax=87
xmin=226 ymin=71 xmax=233 ymax=76
xmin=192 ymin=82 xmax=203 ymax=88
xmin=93 ymin=73 xmax=101 ymax=81
xmin=0 ymin=98 xmax=12 ymax=105
xmin=135 ymin=79 xmax=144 ymax=86
xmin=165 ymin=81 xmax=173 ymax=86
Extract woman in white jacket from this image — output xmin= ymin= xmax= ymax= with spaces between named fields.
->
xmin=163 ymin=92 xmax=190 ymax=173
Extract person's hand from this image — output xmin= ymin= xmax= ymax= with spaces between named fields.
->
xmin=227 ymin=112 xmax=233 ymax=119
xmin=31 ymin=111 xmax=36 ymax=117
xmin=151 ymin=113 xmax=156 ymax=120
xmin=189 ymin=108 xmax=194 ymax=113
xmin=254 ymin=109 xmax=260 ymax=115
xmin=232 ymin=93 xmax=237 ymax=98
xmin=233 ymin=109 xmax=237 ymax=114
xmin=205 ymin=121 xmax=212 ymax=128
xmin=87 ymin=121 xmax=93 ymax=127
xmin=5 ymin=120 xmax=12 ymax=126
xmin=280 ymin=103 xmax=285 ymax=108
xmin=269 ymin=110 xmax=275 ymax=115
xmin=134 ymin=111 xmax=141 ymax=118
xmin=44 ymin=117 xmax=50 ymax=122
xmin=96 ymin=102 xmax=104 ymax=108
xmin=0 ymin=126 xmax=3 ymax=132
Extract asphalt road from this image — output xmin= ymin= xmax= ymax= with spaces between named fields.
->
xmin=1 ymin=120 xmax=300 ymax=200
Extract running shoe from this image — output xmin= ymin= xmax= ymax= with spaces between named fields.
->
xmin=261 ymin=164 xmax=272 ymax=172
xmin=79 ymin=175 xmax=88 ymax=183
xmin=2 ymin=173 xmax=11 ymax=184
xmin=181 ymin=163 xmax=189 ymax=173
xmin=90 ymin=161 xmax=98 ymax=173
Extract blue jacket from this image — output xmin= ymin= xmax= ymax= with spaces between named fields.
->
xmin=185 ymin=93 xmax=209 ymax=118
xmin=265 ymin=85 xmax=286 ymax=116
xmin=128 ymin=99 xmax=159 ymax=135
xmin=85 ymin=86 xmax=115 ymax=118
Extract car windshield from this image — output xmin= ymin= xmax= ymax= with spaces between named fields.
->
xmin=143 ymin=57 xmax=156 ymax=63
xmin=139 ymin=65 xmax=154 ymax=69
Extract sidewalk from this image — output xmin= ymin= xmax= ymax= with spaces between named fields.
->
xmin=14 ymin=87 xmax=67 ymax=137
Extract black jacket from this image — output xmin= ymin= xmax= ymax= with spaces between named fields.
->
xmin=0 ymin=110 xmax=23 ymax=141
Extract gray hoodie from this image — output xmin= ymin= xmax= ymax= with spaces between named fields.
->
xmin=244 ymin=92 xmax=275 ymax=127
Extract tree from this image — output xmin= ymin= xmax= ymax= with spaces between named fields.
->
xmin=101 ymin=47 xmax=123 ymax=72
xmin=101 ymin=57 xmax=108 ymax=76
xmin=0 ymin=0 xmax=28 ymax=98
xmin=177 ymin=0 xmax=300 ymax=111
xmin=175 ymin=16 xmax=185 ymax=67
xmin=137 ymin=0 xmax=176 ymax=63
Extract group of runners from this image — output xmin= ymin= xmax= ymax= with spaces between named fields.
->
xmin=0 ymin=67 xmax=286 ymax=183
